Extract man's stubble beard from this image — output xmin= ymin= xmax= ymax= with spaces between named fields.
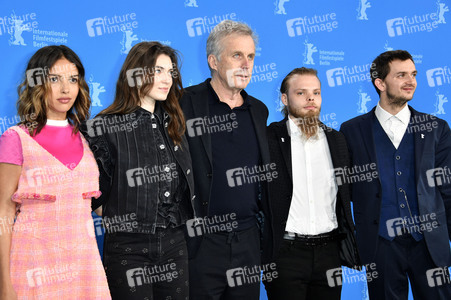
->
xmin=385 ymin=84 xmax=415 ymax=108
xmin=386 ymin=92 xmax=412 ymax=108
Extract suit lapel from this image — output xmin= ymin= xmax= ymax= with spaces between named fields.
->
xmin=410 ymin=107 xmax=426 ymax=183
xmin=250 ymin=105 xmax=270 ymax=165
xmin=191 ymin=90 xmax=213 ymax=164
xmin=359 ymin=109 xmax=380 ymax=179
xmin=322 ymin=124 xmax=340 ymax=169
xmin=276 ymin=119 xmax=292 ymax=180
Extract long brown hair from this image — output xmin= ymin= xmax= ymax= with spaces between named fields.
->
xmin=17 ymin=45 xmax=90 ymax=136
xmin=100 ymin=41 xmax=185 ymax=145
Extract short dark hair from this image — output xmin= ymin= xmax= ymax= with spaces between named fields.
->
xmin=370 ymin=50 xmax=414 ymax=95
xmin=280 ymin=67 xmax=319 ymax=117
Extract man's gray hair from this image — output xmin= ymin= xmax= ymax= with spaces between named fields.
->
xmin=206 ymin=20 xmax=258 ymax=64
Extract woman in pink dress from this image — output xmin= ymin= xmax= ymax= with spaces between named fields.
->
xmin=0 ymin=45 xmax=110 ymax=299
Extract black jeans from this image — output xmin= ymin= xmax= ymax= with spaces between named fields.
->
xmin=103 ymin=227 xmax=189 ymax=300
xmin=264 ymin=238 xmax=342 ymax=300
xmin=189 ymin=225 xmax=261 ymax=300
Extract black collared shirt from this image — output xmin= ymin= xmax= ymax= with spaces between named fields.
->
xmin=207 ymin=81 xmax=261 ymax=230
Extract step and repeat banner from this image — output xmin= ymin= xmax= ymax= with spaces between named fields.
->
xmin=0 ymin=0 xmax=450 ymax=299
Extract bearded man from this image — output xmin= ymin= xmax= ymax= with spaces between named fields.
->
xmin=263 ymin=67 xmax=360 ymax=300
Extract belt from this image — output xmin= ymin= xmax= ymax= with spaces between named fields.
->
xmin=283 ymin=229 xmax=342 ymax=245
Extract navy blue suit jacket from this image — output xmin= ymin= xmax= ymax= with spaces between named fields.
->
xmin=340 ymin=106 xmax=451 ymax=267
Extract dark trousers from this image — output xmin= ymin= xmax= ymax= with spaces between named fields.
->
xmin=189 ymin=225 xmax=261 ymax=300
xmin=264 ymin=239 xmax=342 ymax=300
xmin=368 ymin=235 xmax=451 ymax=300
xmin=103 ymin=227 xmax=189 ymax=300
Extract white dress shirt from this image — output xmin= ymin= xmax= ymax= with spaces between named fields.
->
xmin=285 ymin=117 xmax=338 ymax=235
xmin=375 ymin=103 xmax=411 ymax=149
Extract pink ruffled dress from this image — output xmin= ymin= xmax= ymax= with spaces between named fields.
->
xmin=0 ymin=121 xmax=110 ymax=299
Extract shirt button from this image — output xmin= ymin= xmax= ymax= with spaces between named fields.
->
xmin=164 ymin=122 xmax=168 ymax=127
xmin=152 ymin=124 xmax=157 ymax=129
xmin=164 ymin=166 xmax=170 ymax=172
xmin=159 ymin=144 xmax=165 ymax=150
xmin=396 ymin=156 xmax=401 ymax=160
xmin=397 ymin=171 xmax=402 ymax=176
xmin=187 ymin=169 xmax=191 ymax=174
xmin=400 ymin=204 xmax=405 ymax=208
xmin=164 ymin=191 xmax=170 ymax=197
xmin=174 ymin=146 xmax=179 ymax=151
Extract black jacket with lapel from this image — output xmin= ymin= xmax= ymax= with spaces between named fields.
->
xmin=340 ymin=106 xmax=451 ymax=266
xmin=180 ymin=79 xmax=274 ymax=263
xmin=264 ymin=118 xmax=360 ymax=268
